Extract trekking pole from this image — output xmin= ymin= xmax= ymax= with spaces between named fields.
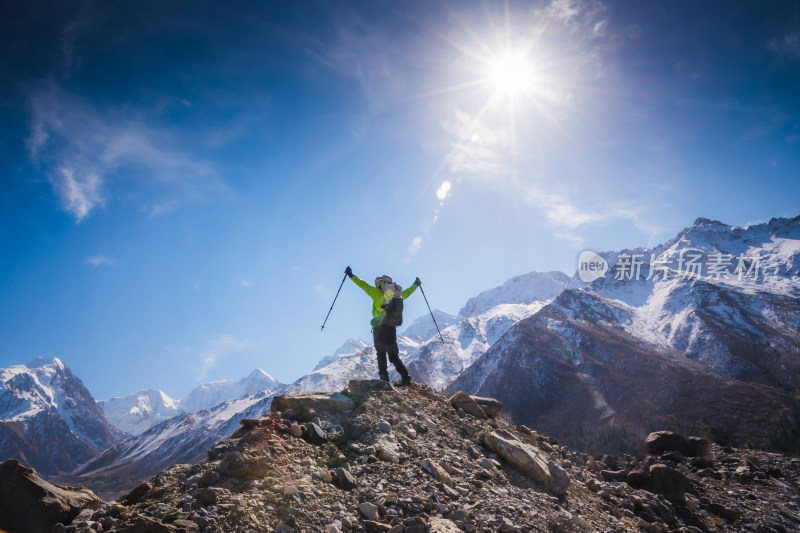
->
xmin=321 ymin=273 xmax=348 ymax=331
xmin=418 ymin=284 xmax=445 ymax=344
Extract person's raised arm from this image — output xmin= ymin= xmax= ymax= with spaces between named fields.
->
xmin=402 ymin=277 xmax=421 ymax=299
xmin=347 ymin=266 xmax=377 ymax=297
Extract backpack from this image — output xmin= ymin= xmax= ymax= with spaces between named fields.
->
xmin=379 ymin=281 xmax=404 ymax=327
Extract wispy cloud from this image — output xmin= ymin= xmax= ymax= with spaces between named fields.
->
xmin=240 ymin=280 xmax=252 ymax=288
xmin=85 ymin=255 xmax=116 ymax=267
xmin=196 ymin=335 xmax=250 ymax=381
xmin=768 ymin=30 xmax=800 ymax=62
xmin=26 ymin=83 xmax=221 ymax=222
xmin=524 ymin=187 xmax=665 ymax=241
xmin=546 ymin=0 xmax=609 ymax=39
xmin=304 ymin=7 xmax=417 ymax=114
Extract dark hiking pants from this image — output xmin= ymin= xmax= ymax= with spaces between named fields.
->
xmin=372 ymin=324 xmax=409 ymax=382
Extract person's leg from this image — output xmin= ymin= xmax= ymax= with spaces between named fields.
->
xmin=385 ymin=326 xmax=411 ymax=385
xmin=373 ymin=326 xmax=390 ymax=381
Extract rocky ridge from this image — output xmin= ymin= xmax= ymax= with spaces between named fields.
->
xmin=11 ymin=380 xmax=798 ymax=533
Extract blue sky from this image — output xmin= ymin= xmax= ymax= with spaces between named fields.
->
xmin=1 ymin=0 xmax=799 ymax=401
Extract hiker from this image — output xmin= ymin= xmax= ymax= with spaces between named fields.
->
xmin=345 ymin=266 xmax=420 ymax=385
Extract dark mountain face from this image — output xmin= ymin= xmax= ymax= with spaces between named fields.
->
xmin=449 ymin=280 xmax=800 ymax=455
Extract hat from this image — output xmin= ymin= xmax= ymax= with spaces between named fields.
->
xmin=374 ymin=275 xmax=393 ymax=286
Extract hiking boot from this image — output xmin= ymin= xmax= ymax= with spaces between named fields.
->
xmin=379 ymin=372 xmax=390 ymax=382
xmin=400 ymin=376 xmax=412 ymax=387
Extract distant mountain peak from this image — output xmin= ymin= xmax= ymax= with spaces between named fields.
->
xmin=692 ymin=217 xmax=727 ymax=227
xmin=26 ymin=356 xmax=64 ymax=369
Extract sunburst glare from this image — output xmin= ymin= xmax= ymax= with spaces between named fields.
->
xmin=488 ymin=52 xmax=535 ymax=96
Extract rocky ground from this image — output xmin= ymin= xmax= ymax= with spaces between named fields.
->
xmin=2 ymin=380 xmax=799 ymax=533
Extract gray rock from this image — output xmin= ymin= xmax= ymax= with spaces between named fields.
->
xmin=333 ymin=468 xmax=357 ymax=490
xmin=428 ymin=517 xmax=461 ymax=532
xmin=688 ymin=436 xmax=713 ymax=458
xmin=448 ymin=391 xmax=488 ymax=419
xmin=346 ymin=379 xmax=395 ymax=400
xmin=271 ymin=392 xmax=355 ymax=421
xmin=642 ymin=464 xmax=691 ymax=502
xmin=0 ymin=460 xmax=101 ymax=533
xmin=217 ymin=451 xmax=270 ymax=478
xmin=471 ymin=396 xmax=503 ymax=418
xmin=358 ymin=502 xmax=380 ymax=521
xmin=305 ymin=422 xmax=326 ymax=445
xmin=420 ymin=459 xmax=454 ymax=487
xmin=483 ymin=431 xmax=570 ymax=498
xmin=645 ymin=431 xmax=696 ymax=457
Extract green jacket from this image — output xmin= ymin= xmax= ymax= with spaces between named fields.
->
xmin=350 ymin=275 xmax=418 ymax=322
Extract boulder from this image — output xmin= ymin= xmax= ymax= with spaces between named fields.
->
xmin=600 ymin=469 xmax=628 ymax=482
xmin=483 ymin=430 xmax=570 ymax=498
xmin=358 ymin=502 xmax=380 ymax=521
xmin=448 ymin=391 xmax=488 ymax=419
xmin=217 ymin=451 xmax=270 ymax=478
xmin=471 ymin=396 xmax=503 ymax=418
xmin=120 ymin=481 xmax=152 ymax=505
xmin=641 ymin=463 xmax=691 ymax=502
xmin=333 ymin=468 xmax=357 ymax=490
xmin=645 ymin=431 xmax=696 ymax=457
xmin=375 ymin=434 xmax=401 ymax=464
xmin=0 ymin=460 xmax=101 ymax=533
xmin=688 ymin=436 xmax=713 ymax=458
xmin=346 ymin=379 xmax=395 ymax=400
xmin=305 ymin=422 xmax=326 ymax=445
xmin=271 ymin=392 xmax=355 ymax=421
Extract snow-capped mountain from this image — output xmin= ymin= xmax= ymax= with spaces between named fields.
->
xmin=311 ymin=338 xmax=370 ymax=372
xmin=180 ymin=369 xmax=279 ymax=415
xmin=99 ymin=389 xmax=182 ymax=436
xmin=99 ymin=368 xmax=281 ymax=436
xmin=401 ymin=309 xmax=458 ymax=342
xmin=449 ymin=216 xmax=800 ymax=454
xmin=0 ymin=357 xmax=125 ymax=475
xmin=458 ymin=271 xmax=572 ymax=317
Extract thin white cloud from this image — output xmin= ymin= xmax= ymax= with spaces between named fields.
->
xmin=26 ymin=83 xmax=221 ymax=222
xmin=196 ymin=335 xmax=250 ymax=381
xmin=85 ymin=255 xmax=116 ymax=267
xmin=52 ymin=167 xmax=105 ymax=222
xmin=304 ymin=8 xmax=416 ymax=114
xmin=524 ymin=187 xmax=665 ymax=241
xmin=768 ymin=30 xmax=800 ymax=62
xmin=240 ymin=280 xmax=252 ymax=288
xmin=546 ymin=0 xmax=609 ymax=38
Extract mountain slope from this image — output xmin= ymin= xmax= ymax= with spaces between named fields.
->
xmin=0 ymin=358 xmax=125 ymax=475
xmin=64 ymin=390 xmax=279 ymax=500
xmin=449 ymin=216 xmax=800 ymax=454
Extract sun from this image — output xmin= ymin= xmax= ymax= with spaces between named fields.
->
xmin=488 ymin=52 xmax=535 ymax=96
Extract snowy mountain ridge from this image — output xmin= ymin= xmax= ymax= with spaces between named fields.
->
xmin=448 ymin=215 xmax=800 ymax=453
xmin=99 ymin=368 xmax=282 ymax=436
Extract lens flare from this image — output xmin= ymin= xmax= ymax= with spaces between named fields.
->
xmin=436 ymin=181 xmax=452 ymax=200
